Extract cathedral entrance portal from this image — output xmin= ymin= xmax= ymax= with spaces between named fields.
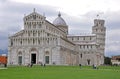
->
xmin=45 ymin=56 xmax=49 ymax=64
xmin=18 ymin=56 xmax=22 ymax=65
xmin=30 ymin=48 xmax=38 ymax=64
xmin=45 ymin=51 xmax=50 ymax=64
xmin=31 ymin=54 xmax=36 ymax=64
xmin=18 ymin=51 xmax=22 ymax=65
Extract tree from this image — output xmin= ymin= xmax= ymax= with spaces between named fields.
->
xmin=104 ymin=57 xmax=112 ymax=65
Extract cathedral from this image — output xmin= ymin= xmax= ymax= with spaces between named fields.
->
xmin=8 ymin=9 xmax=106 ymax=66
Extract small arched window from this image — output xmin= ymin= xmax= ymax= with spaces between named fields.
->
xmin=18 ymin=51 xmax=22 ymax=55
xmin=45 ymin=51 xmax=49 ymax=55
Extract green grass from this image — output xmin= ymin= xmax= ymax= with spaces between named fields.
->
xmin=0 ymin=65 xmax=120 ymax=79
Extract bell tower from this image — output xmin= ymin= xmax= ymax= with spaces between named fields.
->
xmin=92 ymin=19 xmax=106 ymax=64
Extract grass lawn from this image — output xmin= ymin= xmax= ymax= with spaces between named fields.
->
xmin=0 ymin=65 xmax=120 ymax=79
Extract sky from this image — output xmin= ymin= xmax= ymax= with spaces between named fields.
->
xmin=0 ymin=0 xmax=120 ymax=57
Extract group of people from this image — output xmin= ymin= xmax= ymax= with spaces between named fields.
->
xmin=40 ymin=63 xmax=46 ymax=67
xmin=92 ymin=64 xmax=98 ymax=69
xmin=27 ymin=63 xmax=33 ymax=67
xmin=0 ymin=63 xmax=7 ymax=68
xmin=27 ymin=62 xmax=46 ymax=67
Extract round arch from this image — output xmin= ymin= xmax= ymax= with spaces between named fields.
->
xmin=45 ymin=51 xmax=50 ymax=64
xmin=29 ymin=48 xmax=38 ymax=64
xmin=18 ymin=51 xmax=22 ymax=65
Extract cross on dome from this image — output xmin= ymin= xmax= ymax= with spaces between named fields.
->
xmin=58 ymin=12 xmax=61 ymax=17
xmin=33 ymin=8 xmax=36 ymax=12
xmin=53 ymin=12 xmax=67 ymax=26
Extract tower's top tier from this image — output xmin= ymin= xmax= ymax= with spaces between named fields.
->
xmin=94 ymin=19 xmax=105 ymax=26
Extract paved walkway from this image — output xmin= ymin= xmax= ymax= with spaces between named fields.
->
xmin=0 ymin=68 xmax=7 ymax=69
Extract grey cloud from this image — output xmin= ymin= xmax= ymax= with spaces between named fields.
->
xmin=105 ymin=29 xmax=120 ymax=57
xmin=0 ymin=0 xmax=8 ymax=3
xmin=0 ymin=31 xmax=8 ymax=49
xmin=105 ymin=51 xmax=120 ymax=57
xmin=63 ymin=14 xmax=93 ymax=34
xmin=0 ymin=32 xmax=8 ymax=40
xmin=0 ymin=1 xmax=58 ymax=19
xmin=106 ymin=21 xmax=120 ymax=29
xmin=104 ymin=10 xmax=120 ymax=30
xmin=81 ymin=10 xmax=120 ymax=30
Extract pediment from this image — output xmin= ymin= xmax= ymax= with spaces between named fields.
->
xmin=11 ymin=30 xmax=24 ymax=37
xmin=24 ymin=12 xmax=45 ymax=21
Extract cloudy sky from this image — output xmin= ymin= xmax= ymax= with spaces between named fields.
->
xmin=0 ymin=0 xmax=120 ymax=57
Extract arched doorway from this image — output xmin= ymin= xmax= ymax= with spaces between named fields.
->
xmin=87 ymin=59 xmax=90 ymax=65
xmin=45 ymin=51 xmax=49 ymax=64
xmin=31 ymin=53 xmax=36 ymax=64
xmin=18 ymin=51 xmax=22 ymax=65
xmin=30 ymin=48 xmax=38 ymax=64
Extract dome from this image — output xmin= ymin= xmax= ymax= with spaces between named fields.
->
xmin=53 ymin=12 xmax=67 ymax=26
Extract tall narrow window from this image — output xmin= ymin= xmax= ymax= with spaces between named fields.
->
xmin=91 ymin=45 xmax=92 ymax=49
xmin=83 ymin=37 xmax=85 ymax=40
xmin=33 ymin=39 xmax=35 ymax=44
xmin=87 ymin=45 xmax=89 ymax=48
xmin=11 ymin=41 xmax=13 ymax=46
xmin=83 ymin=45 xmax=85 ymax=49
xmin=20 ymin=40 xmax=22 ymax=45
xmin=72 ymin=38 xmax=73 ymax=41
xmin=80 ymin=45 xmax=81 ymax=49
xmin=96 ymin=29 xmax=97 ymax=32
xmin=80 ymin=54 xmax=82 ymax=58
xmin=47 ymin=38 xmax=49 ymax=44
xmin=90 ymin=37 xmax=91 ymax=40
xmin=38 ymin=39 xmax=40 ymax=44
xmin=47 ymin=33 xmax=49 ymax=36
